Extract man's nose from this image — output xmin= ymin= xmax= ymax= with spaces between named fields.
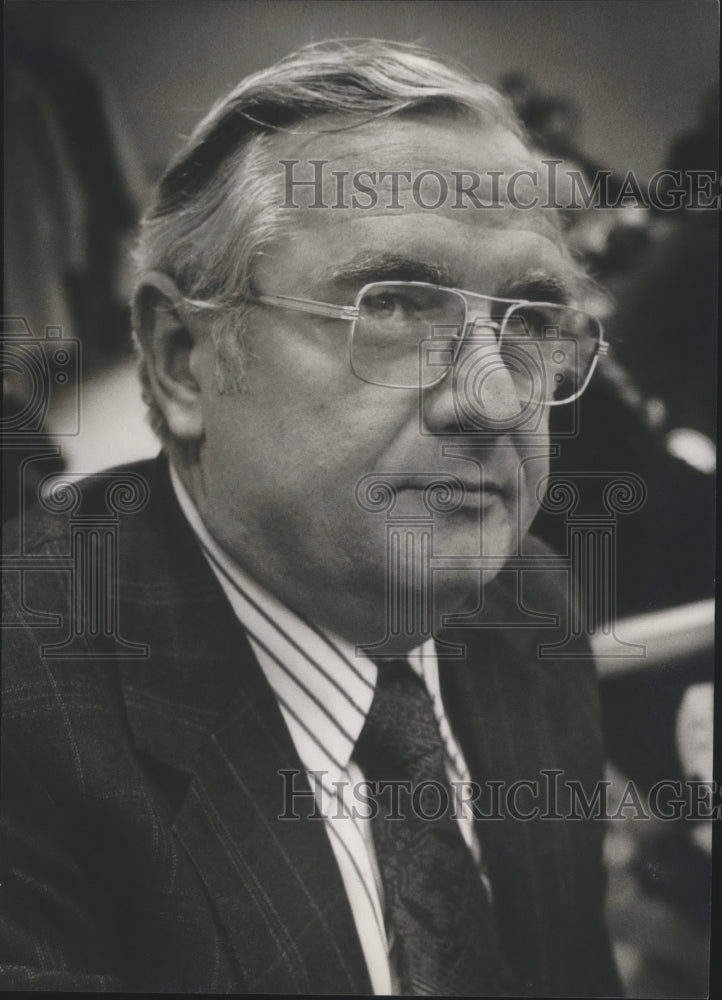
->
xmin=422 ymin=314 xmax=527 ymax=434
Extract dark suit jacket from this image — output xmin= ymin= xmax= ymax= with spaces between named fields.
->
xmin=1 ymin=456 xmax=622 ymax=995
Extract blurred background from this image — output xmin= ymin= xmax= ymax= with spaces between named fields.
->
xmin=4 ymin=1 xmax=717 ymax=995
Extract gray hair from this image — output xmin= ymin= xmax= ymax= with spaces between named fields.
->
xmin=132 ymin=38 xmax=528 ymax=441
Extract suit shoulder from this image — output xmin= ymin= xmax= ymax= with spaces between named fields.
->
xmin=2 ymin=457 xmax=161 ymax=556
xmin=2 ymin=458 xmax=164 ymax=736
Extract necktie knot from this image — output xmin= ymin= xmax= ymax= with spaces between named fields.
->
xmin=355 ymin=658 xmax=444 ymax=783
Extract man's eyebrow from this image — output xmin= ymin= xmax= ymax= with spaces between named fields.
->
xmin=320 ymin=253 xmax=462 ymax=289
xmin=497 ymin=269 xmax=575 ymax=304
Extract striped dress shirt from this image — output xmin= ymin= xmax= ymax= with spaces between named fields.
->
xmin=170 ymin=465 xmax=486 ymax=994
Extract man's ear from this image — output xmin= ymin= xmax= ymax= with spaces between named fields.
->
xmin=132 ymin=272 xmax=208 ymax=441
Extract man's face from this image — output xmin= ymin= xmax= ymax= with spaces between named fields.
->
xmin=189 ymin=113 xmax=576 ymax=645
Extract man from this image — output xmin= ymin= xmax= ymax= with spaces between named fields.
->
xmin=2 ymin=40 xmax=622 ymax=995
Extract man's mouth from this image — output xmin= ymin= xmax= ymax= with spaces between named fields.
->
xmin=398 ymin=476 xmax=509 ymax=508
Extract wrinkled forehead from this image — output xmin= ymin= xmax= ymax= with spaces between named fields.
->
xmin=265 ymin=111 xmax=557 ymax=220
xmin=251 ymin=111 xmax=580 ymax=297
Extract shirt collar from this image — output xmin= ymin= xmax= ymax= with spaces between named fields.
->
xmin=169 ymin=463 xmax=440 ymax=774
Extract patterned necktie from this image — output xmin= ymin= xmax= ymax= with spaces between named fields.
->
xmin=354 ymin=658 xmax=516 ymax=997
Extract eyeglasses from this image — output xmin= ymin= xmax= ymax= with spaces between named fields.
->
xmin=251 ymin=280 xmax=607 ymax=404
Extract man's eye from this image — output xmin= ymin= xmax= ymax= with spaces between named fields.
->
xmin=510 ymin=306 xmax=557 ymax=339
xmin=362 ymin=293 xmax=415 ymax=318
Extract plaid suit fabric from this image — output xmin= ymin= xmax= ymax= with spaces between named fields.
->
xmin=1 ymin=456 xmax=622 ymax=995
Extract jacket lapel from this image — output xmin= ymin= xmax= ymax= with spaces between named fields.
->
xmin=115 ymin=457 xmax=371 ymax=994
xmin=437 ymin=571 xmax=598 ymax=995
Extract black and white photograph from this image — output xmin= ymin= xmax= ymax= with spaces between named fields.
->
xmin=2 ymin=1 xmax=717 ymax=995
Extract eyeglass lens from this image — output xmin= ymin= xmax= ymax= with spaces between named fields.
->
xmin=350 ymin=282 xmax=599 ymax=399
